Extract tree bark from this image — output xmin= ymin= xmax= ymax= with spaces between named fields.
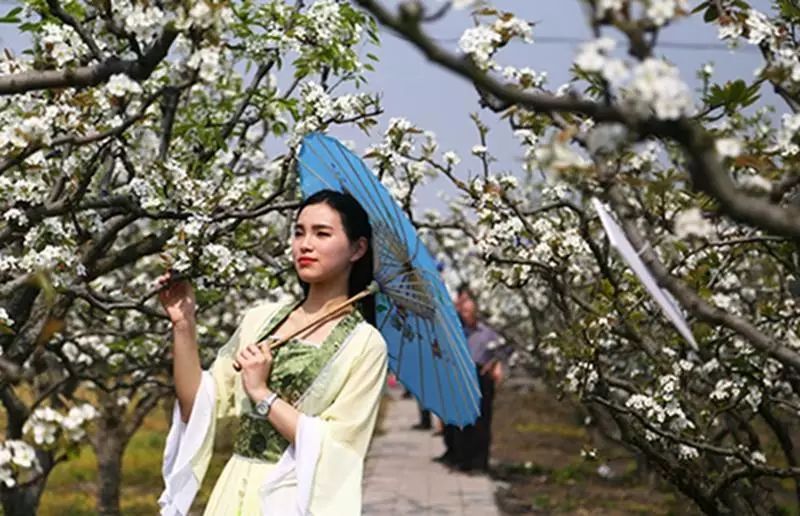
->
xmin=95 ymin=429 xmax=125 ymax=516
xmin=91 ymin=398 xmax=129 ymax=516
xmin=0 ymin=483 xmax=46 ymax=516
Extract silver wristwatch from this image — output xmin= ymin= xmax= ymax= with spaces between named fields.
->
xmin=254 ymin=392 xmax=279 ymax=418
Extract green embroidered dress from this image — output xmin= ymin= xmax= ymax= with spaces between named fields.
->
xmin=160 ymin=299 xmax=388 ymax=516
xmin=233 ymin=301 xmax=363 ymax=464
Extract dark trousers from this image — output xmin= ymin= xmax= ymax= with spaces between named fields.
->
xmin=443 ymin=363 xmax=495 ymax=470
xmin=419 ymin=406 xmax=431 ymax=426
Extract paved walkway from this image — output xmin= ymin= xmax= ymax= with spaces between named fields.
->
xmin=363 ymin=391 xmax=500 ymax=515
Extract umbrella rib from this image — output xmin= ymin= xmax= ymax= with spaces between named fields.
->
xmin=314 ymin=138 xmax=397 ymax=229
xmin=297 ymin=156 xmax=341 ymax=191
xmin=376 ymin=234 xmax=409 ymax=270
xmin=382 ymin=289 xmax=436 ymax=315
xmin=380 ymin=301 xmax=407 ymax=378
xmin=351 ymin=146 xmax=415 ymax=247
xmin=300 ymin=139 xmax=390 ymax=223
xmin=412 ymin=312 xmax=442 ymax=421
xmin=340 ymin=144 xmax=407 ymax=236
xmin=413 ymin=309 xmax=426 ymax=418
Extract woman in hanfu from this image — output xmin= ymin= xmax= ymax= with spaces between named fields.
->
xmin=156 ymin=190 xmax=388 ymax=515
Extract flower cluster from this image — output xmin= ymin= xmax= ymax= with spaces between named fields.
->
xmin=458 ymin=10 xmax=532 ymax=70
xmin=0 ymin=441 xmax=37 ymax=488
xmin=23 ymin=404 xmax=98 ymax=447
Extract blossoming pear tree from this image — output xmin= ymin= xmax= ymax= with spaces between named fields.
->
xmin=356 ymin=0 xmax=800 ymax=512
xmin=0 ymin=0 xmax=380 ymax=513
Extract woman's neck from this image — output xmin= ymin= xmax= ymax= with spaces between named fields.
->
xmin=302 ymin=279 xmax=350 ymax=314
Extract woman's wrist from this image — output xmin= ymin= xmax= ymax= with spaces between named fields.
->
xmin=249 ymin=387 xmax=273 ymax=403
xmin=172 ymin=317 xmax=196 ymax=330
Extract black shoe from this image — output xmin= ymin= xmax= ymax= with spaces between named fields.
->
xmin=411 ymin=422 xmax=432 ymax=430
xmin=432 ymin=453 xmax=454 ymax=465
xmin=457 ymin=461 xmax=489 ymax=474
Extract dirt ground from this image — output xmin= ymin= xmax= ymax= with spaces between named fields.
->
xmin=490 ymin=381 xmax=696 ymax=515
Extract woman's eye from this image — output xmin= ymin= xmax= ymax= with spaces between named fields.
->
xmin=317 ymin=232 xmax=330 ymax=237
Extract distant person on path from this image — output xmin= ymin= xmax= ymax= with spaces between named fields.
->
xmin=435 ymin=285 xmax=504 ymax=472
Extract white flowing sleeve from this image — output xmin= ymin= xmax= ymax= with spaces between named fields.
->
xmin=261 ymin=327 xmax=388 ymax=515
xmin=159 ymin=310 xmax=254 ymax=515
xmin=159 ymin=371 xmax=217 ymax=516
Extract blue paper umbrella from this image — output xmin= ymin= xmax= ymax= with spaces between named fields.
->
xmin=297 ymin=133 xmax=481 ymax=426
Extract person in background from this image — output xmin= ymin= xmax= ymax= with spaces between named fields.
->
xmin=434 ymin=285 xmax=504 ymax=472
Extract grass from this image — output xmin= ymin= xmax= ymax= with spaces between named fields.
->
xmin=492 ymin=386 xmax=694 ymax=515
xmin=39 ymin=404 xmax=233 ymax=515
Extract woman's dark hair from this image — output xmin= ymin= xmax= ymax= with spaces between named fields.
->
xmin=296 ymin=189 xmax=376 ymax=325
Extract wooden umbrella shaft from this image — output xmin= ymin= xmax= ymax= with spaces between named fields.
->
xmin=232 ymin=286 xmax=375 ymax=371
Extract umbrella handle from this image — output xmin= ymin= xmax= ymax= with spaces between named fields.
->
xmin=232 ymin=283 xmax=378 ymax=372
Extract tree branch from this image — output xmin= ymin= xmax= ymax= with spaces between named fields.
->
xmin=0 ymin=27 xmax=177 ymax=95
xmin=604 ymin=186 xmax=800 ymax=371
xmin=44 ymin=0 xmax=104 ymax=61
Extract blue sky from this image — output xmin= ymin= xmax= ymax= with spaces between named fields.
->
xmin=0 ymin=1 xmax=772 ymax=211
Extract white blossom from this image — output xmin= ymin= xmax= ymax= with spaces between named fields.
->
xmin=595 ymin=0 xmax=624 ymax=17
xmin=0 ymin=308 xmax=13 ymax=328
xmin=443 ymin=151 xmax=461 ymax=166
xmin=459 ymin=26 xmax=501 ymax=69
xmin=677 ymin=444 xmax=699 ymax=460
xmin=715 ymin=137 xmax=742 ymax=158
xmin=189 ymin=47 xmax=222 ymax=83
xmin=646 ymin=0 xmax=688 ymax=27
xmin=575 ymin=37 xmax=616 ymax=73
xmin=3 ymin=208 xmax=27 ymax=226
xmin=745 ymin=10 xmax=777 ymax=45
xmin=106 ymin=74 xmax=142 ymax=97
xmin=626 ymin=59 xmax=693 ymax=119
xmin=710 ymin=378 xmax=741 ymax=402
xmin=471 ymin=145 xmax=488 ymax=156
xmin=189 ymin=1 xmax=212 ymax=28
xmin=738 ymin=173 xmax=772 ymax=192
xmin=718 ymin=21 xmax=744 ymax=41
xmin=673 ymin=208 xmax=713 ymax=239
xmin=6 ymin=440 xmax=36 ymax=474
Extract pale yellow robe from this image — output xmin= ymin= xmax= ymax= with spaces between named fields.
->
xmin=159 ymin=300 xmax=388 ymax=515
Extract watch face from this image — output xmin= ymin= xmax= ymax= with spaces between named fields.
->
xmin=256 ymin=401 xmax=268 ymax=415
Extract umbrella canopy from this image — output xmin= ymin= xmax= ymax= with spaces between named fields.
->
xmin=592 ymin=198 xmax=698 ymax=350
xmin=296 ymin=133 xmax=482 ymax=426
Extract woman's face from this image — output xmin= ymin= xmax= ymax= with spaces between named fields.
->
xmin=292 ymin=202 xmax=367 ymax=286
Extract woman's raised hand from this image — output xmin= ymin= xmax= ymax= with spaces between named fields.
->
xmin=156 ymin=270 xmax=197 ymax=325
xmin=236 ymin=342 xmax=274 ymax=401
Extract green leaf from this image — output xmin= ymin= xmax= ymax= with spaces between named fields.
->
xmin=0 ymin=6 xmax=23 ymax=23
xmin=691 ymin=1 xmax=710 ymax=14
xmin=778 ymin=0 xmax=800 ymax=21
xmin=703 ymin=4 xmax=719 ymax=22
xmin=705 ymin=79 xmax=761 ymax=113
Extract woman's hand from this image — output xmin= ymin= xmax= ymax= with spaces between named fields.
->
xmin=236 ymin=342 xmax=274 ymax=402
xmin=156 ymin=270 xmax=197 ymax=325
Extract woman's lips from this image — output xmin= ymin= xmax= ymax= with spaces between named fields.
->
xmin=297 ymin=257 xmax=317 ymax=266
